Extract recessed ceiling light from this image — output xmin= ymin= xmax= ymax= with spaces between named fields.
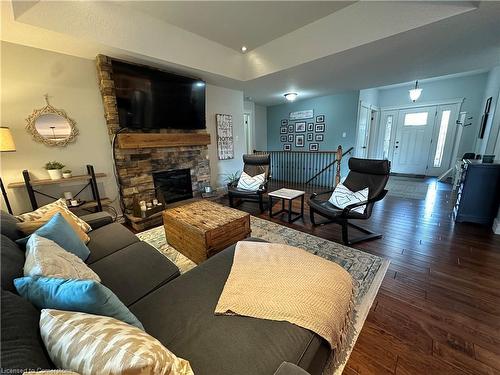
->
xmin=284 ymin=92 xmax=298 ymax=102
xmin=241 ymin=46 xmax=247 ymax=53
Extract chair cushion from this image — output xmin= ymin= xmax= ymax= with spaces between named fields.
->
xmin=309 ymin=197 xmax=366 ymax=220
xmin=86 ymin=222 xmax=140 ymax=264
xmin=1 ymin=210 xmax=22 ymax=241
xmin=16 ymin=213 xmax=90 ymax=261
xmin=129 ymin=240 xmax=330 ymax=375
xmin=237 ymin=171 xmax=265 ymax=191
xmin=328 ymin=182 xmax=368 ymax=214
xmin=1 ymin=234 xmax=26 ymax=292
xmin=89 ymin=241 xmax=180 ymax=306
xmin=1 ymin=289 xmax=54 ymax=371
xmin=14 ymin=276 xmax=144 ymax=329
xmin=24 ymin=234 xmax=100 ymax=281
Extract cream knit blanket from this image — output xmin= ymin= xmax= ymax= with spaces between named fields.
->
xmin=215 ymin=241 xmax=354 ymax=350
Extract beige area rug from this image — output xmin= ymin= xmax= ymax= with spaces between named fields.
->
xmin=137 ymin=216 xmax=389 ymax=375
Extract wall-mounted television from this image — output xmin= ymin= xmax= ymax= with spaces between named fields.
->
xmin=111 ymin=60 xmax=206 ymax=130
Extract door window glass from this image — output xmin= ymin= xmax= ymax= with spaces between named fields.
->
xmin=404 ymin=112 xmax=428 ymax=126
xmin=433 ymin=110 xmax=451 ymax=168
xmin=382 ymin=115 xmax=393 ymax=159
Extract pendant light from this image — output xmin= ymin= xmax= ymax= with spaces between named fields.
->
xmin=409 ymin=80 xmax=422 ymax=102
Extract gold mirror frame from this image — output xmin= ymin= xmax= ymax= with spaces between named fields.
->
xmin=25 ymin=95 xmax=79 ymax=147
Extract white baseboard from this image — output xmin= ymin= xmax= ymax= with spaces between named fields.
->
xmin=493 ymin=218 xmax=500 ymax=235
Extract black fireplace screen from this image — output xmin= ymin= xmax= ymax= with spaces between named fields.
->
xmin=153 ymin=168 xmax=193 ymax=204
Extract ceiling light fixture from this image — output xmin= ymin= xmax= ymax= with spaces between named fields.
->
xmin=195 ymin=81 xmax=205 ymax=87
xmin=284 ymin=92 xmax=298 ymax=102
xmin=241 ymin=46 xmax=247 ymax=53
xmin=409 ymin=80 xmax=422 ymax=102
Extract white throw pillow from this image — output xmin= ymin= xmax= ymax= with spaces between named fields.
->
xmin=24 ymin=234 xmax=100 ymax=281
xmin=237 ymin=171 xmax=266 ymax=191
xmin=328 ymin=182 xmax=369 ymax=214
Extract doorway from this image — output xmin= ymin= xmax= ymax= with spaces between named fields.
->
xmin=243 ymin=113 xmax=252 ymax=154
xmin=356 ymin=103 xmax=378 ymax=158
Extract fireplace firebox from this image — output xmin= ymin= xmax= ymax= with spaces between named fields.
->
xmin=153 ymin=168 xmax=193 ymax=204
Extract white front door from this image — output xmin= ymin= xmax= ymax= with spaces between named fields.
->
xmin=392 ymin=106 xmax=437 ymax=175
xmin=356 ymin=104 xmax=371 ymax=158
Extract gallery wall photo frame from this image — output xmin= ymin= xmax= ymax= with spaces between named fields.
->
xmin=288 ymin=125 xmax=294 ymax=133
xmin=315 ymin=134 xmax=324 ymax=141
xmin=295 ymin=134 xmax=305 ymax=147
xmin=288 ymin=134 xmax=294 ymax=142
xmin=307 ymin=123 xmax=314 ymax=131
xmin=315 ymin=123 xmax=325 ymax=132
xmin=283 ymin=144 xmax=291 ymax=151
xmin=280 ymin=135 xmax=287 ymax=142
xmin=215 ymin=113 xmax=234 ymax=160
xmin=280 ymin=126 xmax=287 ymax=134
xmin=309 ymin=143 xmax=319 ymax=151
xmin=307 ymin=133 xmax=313 ymax=141
xmin=295 ymin=121 xmax=306 ymax=133
xmin=316 ymin=115 xmax=325 ymax=123
xmin=281 ymin=119 xmax=288 ymax=126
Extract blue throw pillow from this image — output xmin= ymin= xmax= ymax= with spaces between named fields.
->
xmin=16 ymin=212 xmax=90 ymax=261
xmin=14 ymin=276 xmax=144 ymax=330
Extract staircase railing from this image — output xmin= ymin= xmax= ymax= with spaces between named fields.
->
xmin=254 ymin=146 xmax=353 ymax=189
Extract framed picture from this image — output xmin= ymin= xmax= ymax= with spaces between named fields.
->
xmin=315 ymin=123 xmax=325 ymax=132
xmin=283 ymin=144 xmax=291 ymax=151
xmin=281 ymin=119 xmax=288 ymax=126
xmin=288 ymin=125 xmax=294 ymax=133
xmin=295 ymin=122 xmax=306 ymax=133
xmin=316 ymin=115 xmax=325 ymax=123
xmin=309 ymin=143 xmax=319 ymax=151
xmin=280 ymin=135 xmax=287 ymax=142
xmin=280 ymin=127 xmax=287 ymax=134
xmin=307 ymin=133 xmax=313 ymax=141
xmin=307 ymin=123 xmax=314 ymax=131
xmin=295 ymin=134 xmax=305 ymax=147
xmin=288 ymin=134 xmax=294 ymax=142
xmin=215 ymin=114 xmax=234 ymax=160
xmin=315 ymin=134 xmax=324 ymax=141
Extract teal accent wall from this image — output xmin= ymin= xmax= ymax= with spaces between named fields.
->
xmin=266 ymin=92 xmax=359 ymax=152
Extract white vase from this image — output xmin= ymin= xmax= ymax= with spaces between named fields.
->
xmin=47 ymin=169 xmax=63 ymax=180
xmin=62 ymin=172 xmax=72 ymax=179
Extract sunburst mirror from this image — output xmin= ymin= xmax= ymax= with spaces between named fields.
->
xmin=26 ymin=95 xmax=79 ymax=147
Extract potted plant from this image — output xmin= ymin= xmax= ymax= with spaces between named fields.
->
xmin=44 ymin=161 xmax=65 ymax=180
xmin=222 ymin=171 xmax=240 ymax=190
xmin=62 ymin=169 xmax=72 ymax=179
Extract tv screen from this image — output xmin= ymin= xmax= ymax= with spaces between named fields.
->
xmin=112 ymin=60 xmax=206 ymax=130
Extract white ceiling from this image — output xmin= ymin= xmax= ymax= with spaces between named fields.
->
xmin=122 ymin=1 xmax=353 ymax=52
xmin=2 ymin=1 xmax=499 ymax=106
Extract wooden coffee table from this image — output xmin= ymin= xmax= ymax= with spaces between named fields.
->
xmin=268 ymin=188 xmax=305 ymax=223
xmin=163 ymin=200 xmax=251 ymax=264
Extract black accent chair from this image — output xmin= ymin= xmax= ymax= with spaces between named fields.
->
xmin=308 ymin=157 xmax=390 ymax=245
xmin=228 ymin=154 xmax=271 ymax=212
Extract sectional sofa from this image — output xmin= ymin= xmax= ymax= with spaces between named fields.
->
xmin=1 ymin=210 xmax=330 ymax=375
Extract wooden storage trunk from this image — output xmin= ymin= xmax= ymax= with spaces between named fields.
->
xmin=163 ymin=200 xmax=251 ymax=264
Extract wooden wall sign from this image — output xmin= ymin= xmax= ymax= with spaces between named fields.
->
xmin=216 ymin=114 xmax=234 ymax=160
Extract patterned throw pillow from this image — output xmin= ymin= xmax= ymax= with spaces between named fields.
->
xmin=328 ymin=182 xmax=369 ymax=214
xmin=24 ymin=234 xmax=100 ymax=281
xmin=40 ymin=309 xmax=194 ymax=375
xmin=16 ymin=199 xmax=91 ymax=233
xmin=17 ymin=207 xmax=90 ymax=244
xmin=237 ymin=171 xmax=266 ymax=191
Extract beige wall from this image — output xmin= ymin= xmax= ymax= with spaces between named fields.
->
xmin=1 ymin=42 xmax=246 ymax=214
xmin=1 ymin=41 xmax=119 ymax=215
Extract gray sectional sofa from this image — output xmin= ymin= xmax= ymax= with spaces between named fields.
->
xmin=1 ymin=210 xmax=329 ymax=375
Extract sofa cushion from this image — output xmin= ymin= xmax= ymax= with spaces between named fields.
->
xmin=1 ymin=210 xmax=22 ymax=241
xmin=129 ymin=240 xmax=330 ymax=375
xmin=89 ymin=241 xmax=180 ymax=306
xmin=86 ymin=223 xmax=140 ymax=264
xmin=79 ymin=211 xmax=113 ymax=230
xmin=1 ymin=289 xmax=54 ymax=371
xmin=1 ymin=234 xmax=25 ymax=292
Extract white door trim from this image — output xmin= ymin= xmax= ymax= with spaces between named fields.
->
xmin=380 ymin=98 xmax=464 ymax=112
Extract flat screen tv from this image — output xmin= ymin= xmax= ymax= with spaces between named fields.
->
xmin=112 ymin=60 xmax=206 ymax=130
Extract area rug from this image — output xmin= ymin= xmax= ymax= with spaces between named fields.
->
xmin=386 ymin=176 xmax=431 ymax=200
xmin=137 ymin=216 xmax=389 ymax=375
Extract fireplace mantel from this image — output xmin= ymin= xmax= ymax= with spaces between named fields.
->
xmin=117 ymin=132 xmax=211 ymax=149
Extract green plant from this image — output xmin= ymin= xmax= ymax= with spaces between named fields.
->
xmin=44 ymin=161 xmax=65 ymax=170
xmin=222 ymin=170 xmax=240 ymax=185
xmin=63 ymin=169 xmax=72 ymax=173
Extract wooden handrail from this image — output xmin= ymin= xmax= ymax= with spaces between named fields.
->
xmin=305 ymin=146 xmax=353 ymax=185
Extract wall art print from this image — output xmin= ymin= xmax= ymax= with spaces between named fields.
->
xmin=216 ymin=113 xmax=234 ymax=160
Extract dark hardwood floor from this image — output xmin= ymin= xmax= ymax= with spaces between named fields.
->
xmin=219 ymin=179 xmax=500 ymax=375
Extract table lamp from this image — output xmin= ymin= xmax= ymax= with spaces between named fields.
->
xmin=0 ymin=127 xmax=16 ymax=214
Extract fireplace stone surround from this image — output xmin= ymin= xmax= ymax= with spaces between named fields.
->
xmin=96 ymin=55 xmax=211 ymax=226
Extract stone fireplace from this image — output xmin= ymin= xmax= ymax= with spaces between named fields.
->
xmin=153 ymin=168 xmax=193 ymax=205
xmin=96 ymin=55 xmax=211 ymax=229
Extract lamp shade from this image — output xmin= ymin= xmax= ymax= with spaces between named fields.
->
xmin=0 ymin=127 xmax=16 ymax=152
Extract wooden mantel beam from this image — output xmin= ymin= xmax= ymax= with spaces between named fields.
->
xmin=116 ymin=132 xmax=211 ymax=149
